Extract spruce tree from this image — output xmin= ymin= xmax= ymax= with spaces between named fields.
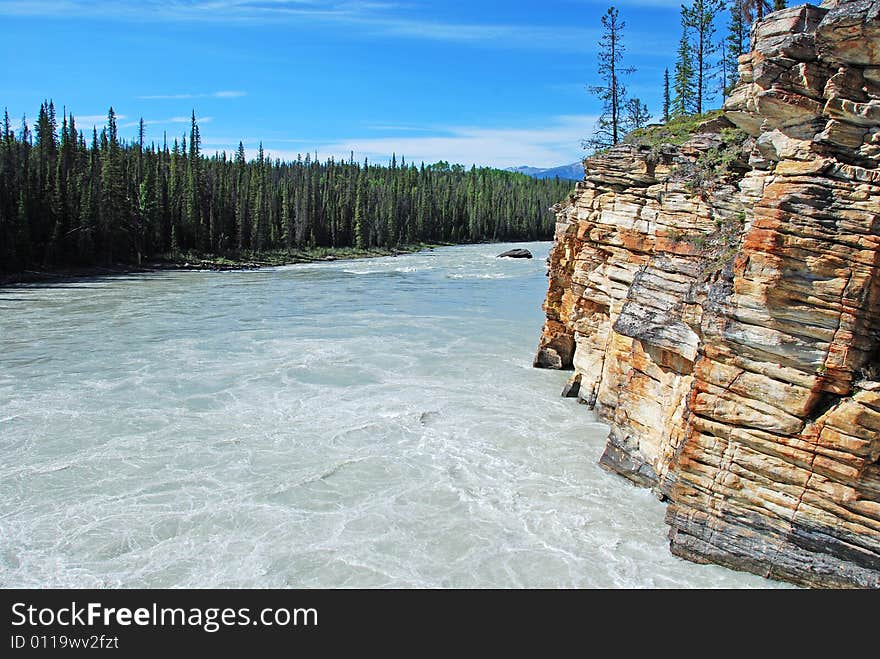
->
xmin=663 ymin=69 xmax=671 ymax=123
xmin=77 ymin=128 xmax=100 ymax=263
xmin=186 ymin=111 xmax=203 ymax=250
xmin=0 ymin=110 xmax=10 ymax=267
xmin=99 ymin=107 xmax=127 ymax=263
xmin=673 ymin=24 xmax=697 ymax=117
xmin=682 ymin=0 xmax=724 ymax=115
xmin=137 ymin=118 xmax=145 ymax=181
xmin=234 ymin=141 xmax=248 ymax=251
xmin=353 ymin=178 xmax=367 ymax=249
xmin=251 ymin=143 xmax=267 ymax=252
xmin=135 ymin=164 xmax=156 ymax=264
xmin=34 ymin=101 xmax=58 ymax=258
xmin=724 ymin=2 xmax=751 ymax=94
xmin=586 ymin=6 xmax=634 ymax=151
xmin=281 ymin=182 xmax=293 ymax=248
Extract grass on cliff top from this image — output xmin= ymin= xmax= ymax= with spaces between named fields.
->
xmin=622 ymin=109 xmax=725 ymax=148
xmin=619 ymin=109 xmax=749 ymax=194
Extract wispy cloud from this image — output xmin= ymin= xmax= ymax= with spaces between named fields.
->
xmin=567 ymin=0 xmax=685 ymax=7
xmin=363 ymin=123 xmax=438 ymax=133
xmin=0 ymin=1 xmax=685 ymax=54
xmin=70 ymin=113 xmax=128 ymax=128
xmin=0 ymin=1 xmax=609 ymax=53
xmin=120 ymin=116 xmax=214 ymax=129
xmin=217 ymin=114 xmax=598 ymax=169
xmin=137 ymin=90 xmax=246 ymax=100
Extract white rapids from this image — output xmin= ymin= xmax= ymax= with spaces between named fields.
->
xmin=0 ymin=242 xmax=783 ymax=587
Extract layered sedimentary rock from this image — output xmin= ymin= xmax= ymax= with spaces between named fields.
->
xmin=535 ymin=0 xmax=880 ymax=587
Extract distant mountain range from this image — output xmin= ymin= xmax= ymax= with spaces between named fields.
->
xmin=505 ymin=163 xmax=584 ymax=181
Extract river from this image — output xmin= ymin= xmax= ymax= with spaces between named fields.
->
xmin=0 ymin=242 xmax=780 ymax=587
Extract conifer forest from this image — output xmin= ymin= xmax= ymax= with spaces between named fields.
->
xmin=0 ymin=104 xmax=572 ymax=273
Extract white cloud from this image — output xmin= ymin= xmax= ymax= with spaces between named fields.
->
xmin=69 ymin=113 xmax=128 ymax=128
xmin=120 ymin=116 xmax=213 ymax=129
xmin=219 ymin=114 xmax=598 ymax=169
xmin=137 ymin=90 xmax=246 ymax=100
xmin=567 ymin=0 xmax=685 ymax=7
xmin=0 ymin=1 xmax=611 ymax=53
xmin=0 ymin=2 xmax=685 ymax=55
xmin=364 ymin=123 xmax=438 ymax=132
xmin=167 ymin=116 xmax=213 ymax=124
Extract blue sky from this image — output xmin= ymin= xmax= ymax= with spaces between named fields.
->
xmin=0 ymin=0 xmax=709 ymax=168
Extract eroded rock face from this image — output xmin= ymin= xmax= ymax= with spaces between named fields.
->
xmin=535 ymin=1 xmax=880 ymax=588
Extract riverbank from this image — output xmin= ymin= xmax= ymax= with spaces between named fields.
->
xmin=0 ymin=243 xmax=448 ymax=286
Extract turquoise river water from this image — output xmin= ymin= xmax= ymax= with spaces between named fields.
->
xmin=0 ymin=241 xmax=782 ymax=587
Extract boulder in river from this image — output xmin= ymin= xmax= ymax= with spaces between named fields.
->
xmin=496 ymin=248 xmax=533 ymax=259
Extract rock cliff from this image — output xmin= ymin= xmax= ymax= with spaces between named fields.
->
xmin=534 ymin=0 xmax=880 ymax=588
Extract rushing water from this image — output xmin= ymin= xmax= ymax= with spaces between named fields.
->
xmin=0 ymin=242 xmax=780 ymax=588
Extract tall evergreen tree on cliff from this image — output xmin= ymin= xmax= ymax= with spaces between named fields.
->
xmin=663 ymin=69 xmax=671 ymax=123
xmin=673 ymin=23 xmax=696 ymax=117
xmin=682 ymin=0 xmax=723 ymax=114
xmin=773 ymin=0 xmax=786 ymax=9
xmin=585 ymin=6 xmax=634 ymax=151
xmin=724 ymin=1 xmax=751 ymax=94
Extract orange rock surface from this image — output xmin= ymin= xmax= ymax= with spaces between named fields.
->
xmin=535 ymin=1 xmax=880 ymax=587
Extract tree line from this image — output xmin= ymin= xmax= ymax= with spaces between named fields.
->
xmin=588 ymin=0 xmax=784 ymax=150
xmin=0 ymin=104 xmax=572 ymax=273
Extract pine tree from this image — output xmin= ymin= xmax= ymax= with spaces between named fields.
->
xmin=682 ymin=0 xmax=723 ymax=115
xmin=135 ymin=166 xmax=156 ymax=264
xmin=663 ymin=69 xmax=671 ymax=123
xmin=773 ymin=0 xmax=785 ymax=10
xmin=0 ymin=110 xmax=11 ymax=267
xmin=724 ymin=2 xmax=751 ymax=94
xmin=353 ymin=176 xmax=367 ymax=249
xmin=34 ymin=101 xmax=59 ymax=259
xmin=281 ymin=182 xmax=293 ymax=248
xmin=234 ymin=141 xmax=248 ymax=251
xmin=99 ymin=107 xmax=127 ymax=263
xmin=251 ymin=143 xmax=267 ymax=252
xmin=49 ymin=136 xmax=66 ymax=265
xmin=77 ymin=128 xmax=100 ymax=263
xmin=137 ymin=117 xmax=145 ymax=181
xmin=586 ymin=6 xmax=634 ymax=151
xmin=673 ymin=24 xmax=697 ymax=117
xmin=185 ymin=111 xmax=203 ymax=251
